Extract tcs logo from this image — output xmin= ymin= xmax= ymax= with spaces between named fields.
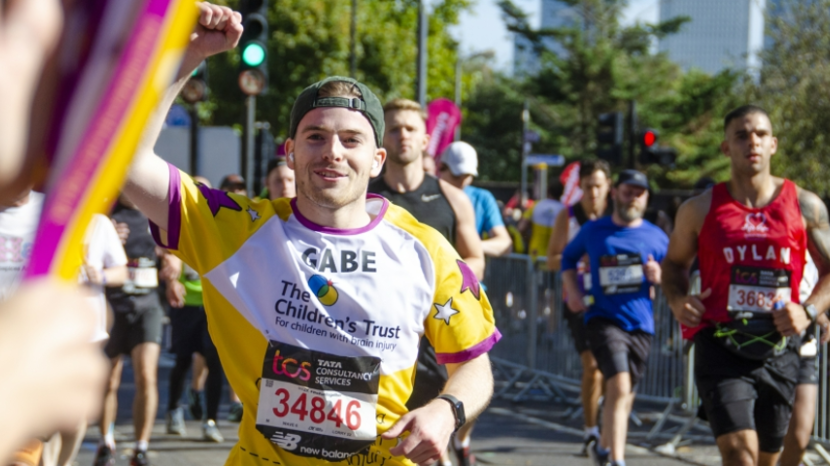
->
xmin=272 ymin=350 xmax=312 ymax=381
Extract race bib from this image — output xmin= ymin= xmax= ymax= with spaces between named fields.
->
xmin=256 ymin=341 xmax=380 ymax=461
xmin=123 ymin=257 xmax=158 ymax=294
xmin=727 ymin=265 xmax=791 ymax=314
xmin=598 ymin=254 xmax=643 ymax=295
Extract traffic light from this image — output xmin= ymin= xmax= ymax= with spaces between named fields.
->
xmin=238 ymin=0 xmax=269 ymax=96
xmin=181 ymin=60 xmax=208 ymax=103
xmin=638 ymin=128 xmax=677 ymax=166
xmin=597 ymin=112 xmax=624 ymax=166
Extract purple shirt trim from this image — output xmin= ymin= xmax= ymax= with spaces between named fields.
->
xmin=289 ymin=194 xmax=389 ymax=235
xmin=435 ymin=328 xmax=502 ymax=364
xmin=149 ymin=163 xmax=182 ymax=249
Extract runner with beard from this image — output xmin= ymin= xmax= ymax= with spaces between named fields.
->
xmin=561 ymin=170 xmax=668 ymax=466
xmin=119 ymin=5 xmax=499 ymax=465
xmin=546 ymin=159 xmax=612 ymax=455
xmin=663 ymin=105 xmax=830 ymax=466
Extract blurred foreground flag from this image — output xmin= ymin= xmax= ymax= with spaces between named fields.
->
xmin=25 ymin=0 xmax=197 ymax=282
xmin=426 ymin=98 xmax=462 ymax=167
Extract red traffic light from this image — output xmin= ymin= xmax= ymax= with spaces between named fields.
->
xmin=639 ymin=128 xmax=659 ymax=150
xmin=642 ymin=129 xmax=657 ymax=147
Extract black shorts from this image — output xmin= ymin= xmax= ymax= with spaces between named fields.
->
xmin=586 ymin=317 xmax=652 ymax=387
xmin=406 ymin=337 xmax=448 ymax=411
xmin=693 ymin=327 xmax=799 ymax=453
xmin=798 ymin=356 xmax=818 ymax=385
xmin=105 ymin=306 xmax=164 ymax=358
xmin=169 ymin=305 xmax=215 ymax=358
xmin=563 ymin=308 xmax=591 ymax=354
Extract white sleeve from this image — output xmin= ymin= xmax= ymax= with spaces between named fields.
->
xmin=93 ymin=214 xmax=128 ymax=268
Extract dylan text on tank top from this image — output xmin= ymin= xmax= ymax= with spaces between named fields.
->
xmin=686 ymin=180 xmax=807 ymax=340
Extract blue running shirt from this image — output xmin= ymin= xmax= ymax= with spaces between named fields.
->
xmin=561 ymin=216 xmax=669 ymax=333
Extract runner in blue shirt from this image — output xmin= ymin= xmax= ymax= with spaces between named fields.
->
xmin=561 ymin=169 xmax=669 ymax=466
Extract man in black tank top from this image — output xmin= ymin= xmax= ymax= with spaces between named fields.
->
xmin=370 ymin=172 xmax=456 ymax=243
xmin=368 ymin=98 xmax=484 ymax=466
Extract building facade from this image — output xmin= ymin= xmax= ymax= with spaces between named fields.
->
xmin=658 ymin=0 xmax=766 ymax=75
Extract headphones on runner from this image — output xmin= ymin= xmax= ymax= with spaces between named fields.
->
xmin=372 ymin=160 xmax=379 ymax=170
xmin=288 ymin=152 xmax=294 ymax=162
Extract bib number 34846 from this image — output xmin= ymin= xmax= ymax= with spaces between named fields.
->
xmin=255 ymin=341 xmax=380 ymax=461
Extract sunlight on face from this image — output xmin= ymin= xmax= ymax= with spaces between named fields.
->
xmin=289 ymin=107 xmax=381 ymax=210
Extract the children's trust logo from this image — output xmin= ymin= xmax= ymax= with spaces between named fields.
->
xmin=307 ymin=274 xmax=338 ymax=306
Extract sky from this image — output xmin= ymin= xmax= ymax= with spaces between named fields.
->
xmin=452 ymin=0 xmax=661 ymax=71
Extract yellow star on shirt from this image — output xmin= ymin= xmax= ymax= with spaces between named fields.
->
xmin=433 ymin=298 xmax=459 ymax=325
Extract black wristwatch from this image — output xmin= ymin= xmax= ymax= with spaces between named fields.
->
xmin=437 ymin=394 xmax=465 ymax=431
xmin=804 ymin=303 xmax=819 ymax=323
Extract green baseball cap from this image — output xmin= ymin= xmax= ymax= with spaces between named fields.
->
xmin=289 ymin=76 xmax=384 ymax=147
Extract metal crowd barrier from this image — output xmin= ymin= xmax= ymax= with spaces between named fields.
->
xmin=485 ymin=254 xmax=830 ymax=452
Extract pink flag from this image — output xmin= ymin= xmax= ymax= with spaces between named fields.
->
xmin=560 ymin=161 xmax=583 ymax=206
xmin=425 ymin=98 xmax=462 ymax=166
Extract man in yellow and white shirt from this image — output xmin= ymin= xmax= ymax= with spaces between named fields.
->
xmin=123 ymin=4 xmax=499 ymax=465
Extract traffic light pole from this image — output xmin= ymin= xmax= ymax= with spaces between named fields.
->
xmin=416 ymin=0 xmax=427 ymax=107
xmin=189 ymin=105 xmax=200 ymax=176
xmin=628 ymin=100 xmax=637 ymax=169
xmin=521 ymin=100 xmax=529 ymax=202
xmin=242 ymin=95 xmax=256 ymax=194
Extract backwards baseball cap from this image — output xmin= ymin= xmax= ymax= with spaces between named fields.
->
xmin=442 ymin=141 xmax=479 ymax=177
xmin=289 ymin=76 xmax=384 ymax=147
xmin=615 ymin=169 xmax=649 ymax=189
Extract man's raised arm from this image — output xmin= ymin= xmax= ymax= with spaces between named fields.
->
xmin=124 ymin=3 xmax=242 ymax=230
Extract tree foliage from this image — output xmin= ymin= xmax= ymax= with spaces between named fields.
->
xmin=750 ymin=0 xmax=830 ymax=195
xmin=201 ymin=0 xmax=471 ymax=139
xmin=463 ymin=0 xmax=741 ymax=186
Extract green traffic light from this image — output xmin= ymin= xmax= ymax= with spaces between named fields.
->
xmin=242 ymin=43 xmax=266 ymax=67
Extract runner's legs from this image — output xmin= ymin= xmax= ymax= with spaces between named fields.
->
xmin=602 ymin=372 xmax=634 ymax=462
xmin=100 ymin=356 xmax=124 ymax=441
xmin=580 ymin=350 xmax=603 ymax=429
xmin=131 ymin=342 xmax=160 ymax=444
xmin=779 ymin=383 xmax=817 ymax=466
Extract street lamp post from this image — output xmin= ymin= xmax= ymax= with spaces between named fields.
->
xmin=416 ymin=0 xmax=427 ymax=107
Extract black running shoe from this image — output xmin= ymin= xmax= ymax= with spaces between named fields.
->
xmin=130 ymin=450 xmax=149 ymax=466
xmin=93 ymin=444 xmax=115 ymax=466
xmin=188 ymin=388 xmax=203 ymax=420
xmin=587 ymin=438 xmax=609 ymax=466
xmin=580 ymin=432 xmax=600 ymax=457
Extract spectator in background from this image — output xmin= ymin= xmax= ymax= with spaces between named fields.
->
xmin=264 ymin=156 xmax=295 ymax=200
xmin=219 ymin=174 xmax=247 ymax=196
xmin=521 ymin=182 xmax=565 ymax=259
xmin=439 ymin=141 xmax=512 ymax=257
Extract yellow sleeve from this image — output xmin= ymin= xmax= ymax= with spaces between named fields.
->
xmin=149 ymin=163 xmax=280 ymax=274
xmin=424 ymin=236 xmax=501 ymax=364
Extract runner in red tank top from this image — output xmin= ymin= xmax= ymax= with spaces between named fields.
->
xmin=662 ymin=105 xmax=830 ymax=466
